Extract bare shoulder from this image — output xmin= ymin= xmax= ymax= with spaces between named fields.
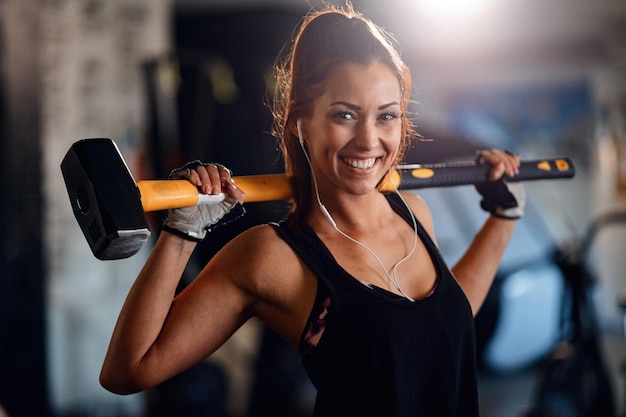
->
xmin=398 ymin=191 xmax=437 ymax=241
xmin=212 ymin=223 xmax=313 ymax=303
xmin=214 ymin=223 xmax=296 ymax=276
xmin=226 ymin=223 xmax=290 ymax=258
xmin=211 ymin=222 xmax=316 ymax=346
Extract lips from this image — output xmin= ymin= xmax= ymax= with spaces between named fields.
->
xmin=341 ymin=157 xmax=376 ymax=169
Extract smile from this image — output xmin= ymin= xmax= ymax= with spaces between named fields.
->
xmin=341 ymin=157 xmax=376 ymax=169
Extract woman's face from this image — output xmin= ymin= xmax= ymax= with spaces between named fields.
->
xmin=300 ymin=60 xmax=402 ymax=198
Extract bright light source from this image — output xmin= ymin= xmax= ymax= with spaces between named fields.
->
xmin=417 ymin=0 xmax=493 ymax=21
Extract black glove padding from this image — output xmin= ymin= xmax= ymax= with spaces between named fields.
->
xmin=161 ymin=161 xmax=245 ymax=241
xmin=475 ymin=179 xmax=525 ymax=220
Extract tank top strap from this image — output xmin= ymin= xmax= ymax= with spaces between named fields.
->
xmin=270 ymin=221 xmax=337 ymax=289
xmin=383 ymin=192 xmax=448 ymax=272
xmin=271 ymin=221 xmax=338 ymax=355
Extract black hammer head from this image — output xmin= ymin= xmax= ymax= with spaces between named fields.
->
xmin=61 ymin=138 xmax=150 ymax=260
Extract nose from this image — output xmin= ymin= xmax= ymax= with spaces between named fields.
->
xmin=354 ymin=118 xmax=378 ymax=150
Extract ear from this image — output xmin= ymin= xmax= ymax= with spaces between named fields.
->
xmin=297 ymin=119 xmax=304 ymax=144
xmin=289 ymin=117 xmax=305 ymax=143
xmin=287 ymin=117 xmax=297 ymax=137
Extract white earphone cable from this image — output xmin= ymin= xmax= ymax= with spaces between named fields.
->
xmin=297 ymin=119 xmax=417 ymax=302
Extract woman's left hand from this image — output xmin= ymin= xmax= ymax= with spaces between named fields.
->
xmin=478 ymin=149 xmax=520 ymax=181
xmin=475 ymin=149 xmax=525 ymax=220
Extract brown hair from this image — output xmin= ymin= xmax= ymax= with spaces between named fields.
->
xmin=271 ymin=5 xmax=415 ymax=228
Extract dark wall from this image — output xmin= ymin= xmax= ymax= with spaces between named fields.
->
xmin=0 ymin=2 xmax=50 ymax=417
xmin=172 ymin=7 xmax=301 ymax=174
xmin=146 ymin=8 xmax=306 ymax=259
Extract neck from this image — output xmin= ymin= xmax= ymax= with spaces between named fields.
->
xmin=309 ymin=189 xmax=418 ymax=302
xmin=309 ymin=190 xmax=390 ymax=235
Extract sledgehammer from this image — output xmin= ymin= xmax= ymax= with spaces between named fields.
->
xmin=61 ymin=138 xmax=575 ymax=260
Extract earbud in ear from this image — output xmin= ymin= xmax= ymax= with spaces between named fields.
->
xmin=296 ymin=118 xmax=304 ymax=146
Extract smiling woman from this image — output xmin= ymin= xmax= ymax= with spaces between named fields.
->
xmin=271 ymin=7 xmax=415 ymax=228
xmin=99 ymin=4 xmax=525 ymax=417
xmin=297 ymin=61 xmax=403 ymax=199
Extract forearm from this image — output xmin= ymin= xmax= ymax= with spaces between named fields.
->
xmin=452 ymin=216 xmax=517 ymax=315
xmin=100 ymin=231 xmax=196 ymax=393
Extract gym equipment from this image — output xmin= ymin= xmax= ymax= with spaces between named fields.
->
xmin=526 ymin=212 xmax=625 ymax=417
xmin=61 ymin=138 xmax=575 ymax=260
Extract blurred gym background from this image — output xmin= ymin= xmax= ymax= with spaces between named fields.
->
xmin=1 ymin=0 xmax=626 ymax=416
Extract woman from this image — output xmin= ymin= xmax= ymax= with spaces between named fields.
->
xmin=100 ymin=5 xmax=523 ymax=416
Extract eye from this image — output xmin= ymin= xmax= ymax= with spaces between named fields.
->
xmin=334 ymin=111 xmax=356 ymax=121
xmin=379 ymin=112 xmax=400 ymax=122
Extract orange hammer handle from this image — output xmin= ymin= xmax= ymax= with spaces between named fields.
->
xmin=136 ymin=172 xmax=400 ymax=212
xmin=136 ymin=157 xmax=574 ymax=212
xmin=136 ymin=174 xmax=294 ymax=212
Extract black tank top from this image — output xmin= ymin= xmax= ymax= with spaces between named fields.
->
xmin=272 ymin=192 xmax=479 ymax=417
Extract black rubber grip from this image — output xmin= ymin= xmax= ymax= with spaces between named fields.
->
xmin=397 ymin=157 xmax=575 ymax=189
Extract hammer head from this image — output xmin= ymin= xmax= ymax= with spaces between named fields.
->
xmin=61 ymin=138 xmax=150 ymax=260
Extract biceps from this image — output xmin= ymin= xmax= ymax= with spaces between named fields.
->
xmin=159 ymin=273 xmax=252 ymax=363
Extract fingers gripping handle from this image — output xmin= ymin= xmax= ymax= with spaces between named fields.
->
xmin=137 ymin=180 xmax=223 ymax=211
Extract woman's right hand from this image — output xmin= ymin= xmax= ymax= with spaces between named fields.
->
xmin=176 ymin=161 xmax=246 ymax=203
xmin=161 ymin=161 xmax=246 ymax=241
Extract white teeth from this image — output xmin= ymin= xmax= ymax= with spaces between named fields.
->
xmin=343 ymin=157 xmax=375 ymax=169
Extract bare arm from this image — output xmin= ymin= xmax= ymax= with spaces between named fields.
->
xmin=452 ymin=216 xmax=517 ymax=315
xmin=100 ymin=163 xmax=249 ymax=394
xmin=100 ymin=232 xmax=196 ymax=393
xmin=452 ymin=149 xmax=521 ymax=315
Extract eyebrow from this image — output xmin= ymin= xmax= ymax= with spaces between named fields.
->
xmin=329 ymin=101 xmax=400 ymax=110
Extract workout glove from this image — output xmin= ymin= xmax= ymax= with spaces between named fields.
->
xmin=161 ymin=161 xmax=245 ymax=241
xmin=475 ymin=156 xmax=526 ymax=220
xmin=476 ymin=179 xmax=525 ymax=219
